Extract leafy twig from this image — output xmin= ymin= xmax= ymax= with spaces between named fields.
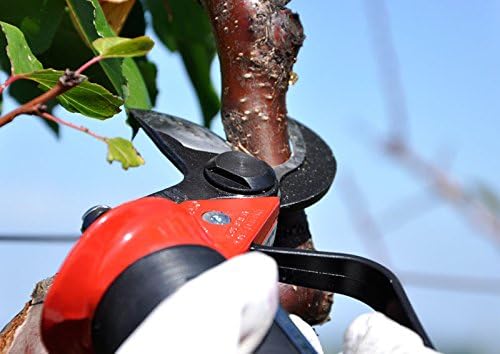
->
xmin=0 ymin=52 xmax=96 ymax=128
xmin=0 ymin=35 xmax=154 ymax=129
xmin=0 ymin=33 xmax=153 ymax=170
xmin=0 ymin=69 xmax=84 ymax=128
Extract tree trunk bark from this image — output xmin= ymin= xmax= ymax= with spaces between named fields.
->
xmin=0 ymin=277 xmax=52 ymax=354
xmin=201 ymin=0 xmax=303 ymax=165
xmin=201 ymin=0 xmax=333 ymax=325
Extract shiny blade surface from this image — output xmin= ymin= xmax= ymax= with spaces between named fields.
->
xmin=130 ymin=109 xmax=231 ymax=154
xmin=131 ymin=109 xmax=306 ymax=180
xmin=130 ymin=110 xmax=327 ymax=210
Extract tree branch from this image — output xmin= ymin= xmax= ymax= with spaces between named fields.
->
xmin=364 ymin=0 xmax=409 ymax=143
xmin=201 ymin=0 xmax=304 ymax=165
xmin=364 ymin=0 xmax=500 ymax=244
xmin=0 ymin=54 xmax=102 ymax=128
xmin=0 ymin=70 xmax=84 ymax=128
xmin=383 ymin=141 xmax=500 ymax=244
xmin=201 ymin=0 xmax=333 ymax=325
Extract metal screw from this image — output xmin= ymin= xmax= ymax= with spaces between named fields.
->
xmin=202 ymin=211 xmax=231 ymax=225
xmin=204 ymin=151 xmax=277 ymax=195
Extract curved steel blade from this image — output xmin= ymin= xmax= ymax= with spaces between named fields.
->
xmin=129 ymin=109 xmax=231 ymax=154
xmin=129 ymin=110 xmax=329 ymax=209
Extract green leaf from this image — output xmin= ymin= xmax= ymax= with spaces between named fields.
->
xmin=0 ymin=21 xmax=43 ymax=75
xmin=65 ymin=0 xmax=152 ymax=112
xmin=135 ymin=59 xmax=158 ymax=106
xmin=26 ymin=69 xmax=123 ymax=119
xmin=106 ymin=137 xmax=144 ymax=169
xmin=126 ymin=58 xmax=158 ymax=137
xmin=0 ymin=0 xmax=65 ymax=54
xmin=144 ymin=0 xmax=220 ymax=126
xmin=93 ymin=36 xmax=154 ymax=59
xmin=2 ymin=12 xmax=113 ymax=135
xmin=38 ymin=12 xmax=114 ymax=92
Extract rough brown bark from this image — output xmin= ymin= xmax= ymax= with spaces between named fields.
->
xmin=201 ymin=0 xmax=304 ymax=165
xmin=201 ymin=0 xmax=333 ymax=324
xmin=0 ymin=277 xmax=52 ymax=354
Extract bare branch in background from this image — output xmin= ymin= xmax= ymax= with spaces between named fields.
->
xmin=364 ymin=0 xmax=500 ymax=245
xmin=339 ymin=174 xmax=393 ymax=266
xmin=383 ymin=142 xmax=500 ymax=244
xmin=364 ymin=0 xmax=409 ymax=143
xmin=339 ymin=175 xmax=500 ymax=295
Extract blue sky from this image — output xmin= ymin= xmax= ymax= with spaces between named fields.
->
xmin=1 ymin=1 xmax=499 ymax=352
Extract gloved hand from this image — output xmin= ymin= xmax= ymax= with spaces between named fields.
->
xmin=343 ymin=312 xmax=442 ymax=354
xmin=117 ymin=252 xmax=323 ymax=354
xmin=117 ymin=251 xmax=438 ymax=354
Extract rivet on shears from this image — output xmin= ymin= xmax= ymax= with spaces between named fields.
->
xmin=202 ymin=211 xmax=231 ymax=225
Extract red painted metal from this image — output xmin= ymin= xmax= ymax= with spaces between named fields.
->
xmin=41 ymin=196 xmax=279 ymax=354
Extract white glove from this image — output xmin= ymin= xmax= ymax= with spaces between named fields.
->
xmin=117 ymin=252 xmax=323 ymax=354
xmin=343 ymin=312 xmax=441 ymax=354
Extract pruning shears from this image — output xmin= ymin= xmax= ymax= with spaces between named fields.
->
xmin=40 ymin=110 xmax=434 ymax=353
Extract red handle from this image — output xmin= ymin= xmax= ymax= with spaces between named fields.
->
xmin=41 ymin=196 xmax=279 ymax=353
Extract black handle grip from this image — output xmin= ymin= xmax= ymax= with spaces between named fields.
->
xmin=252 ymin=244 xmax=435 ymax=349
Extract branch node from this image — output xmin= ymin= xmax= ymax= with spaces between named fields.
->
xmin=36 ymin=104 xmax=48 ymax=114
xmin=59 ymin=69 xmax=85 ymax=88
